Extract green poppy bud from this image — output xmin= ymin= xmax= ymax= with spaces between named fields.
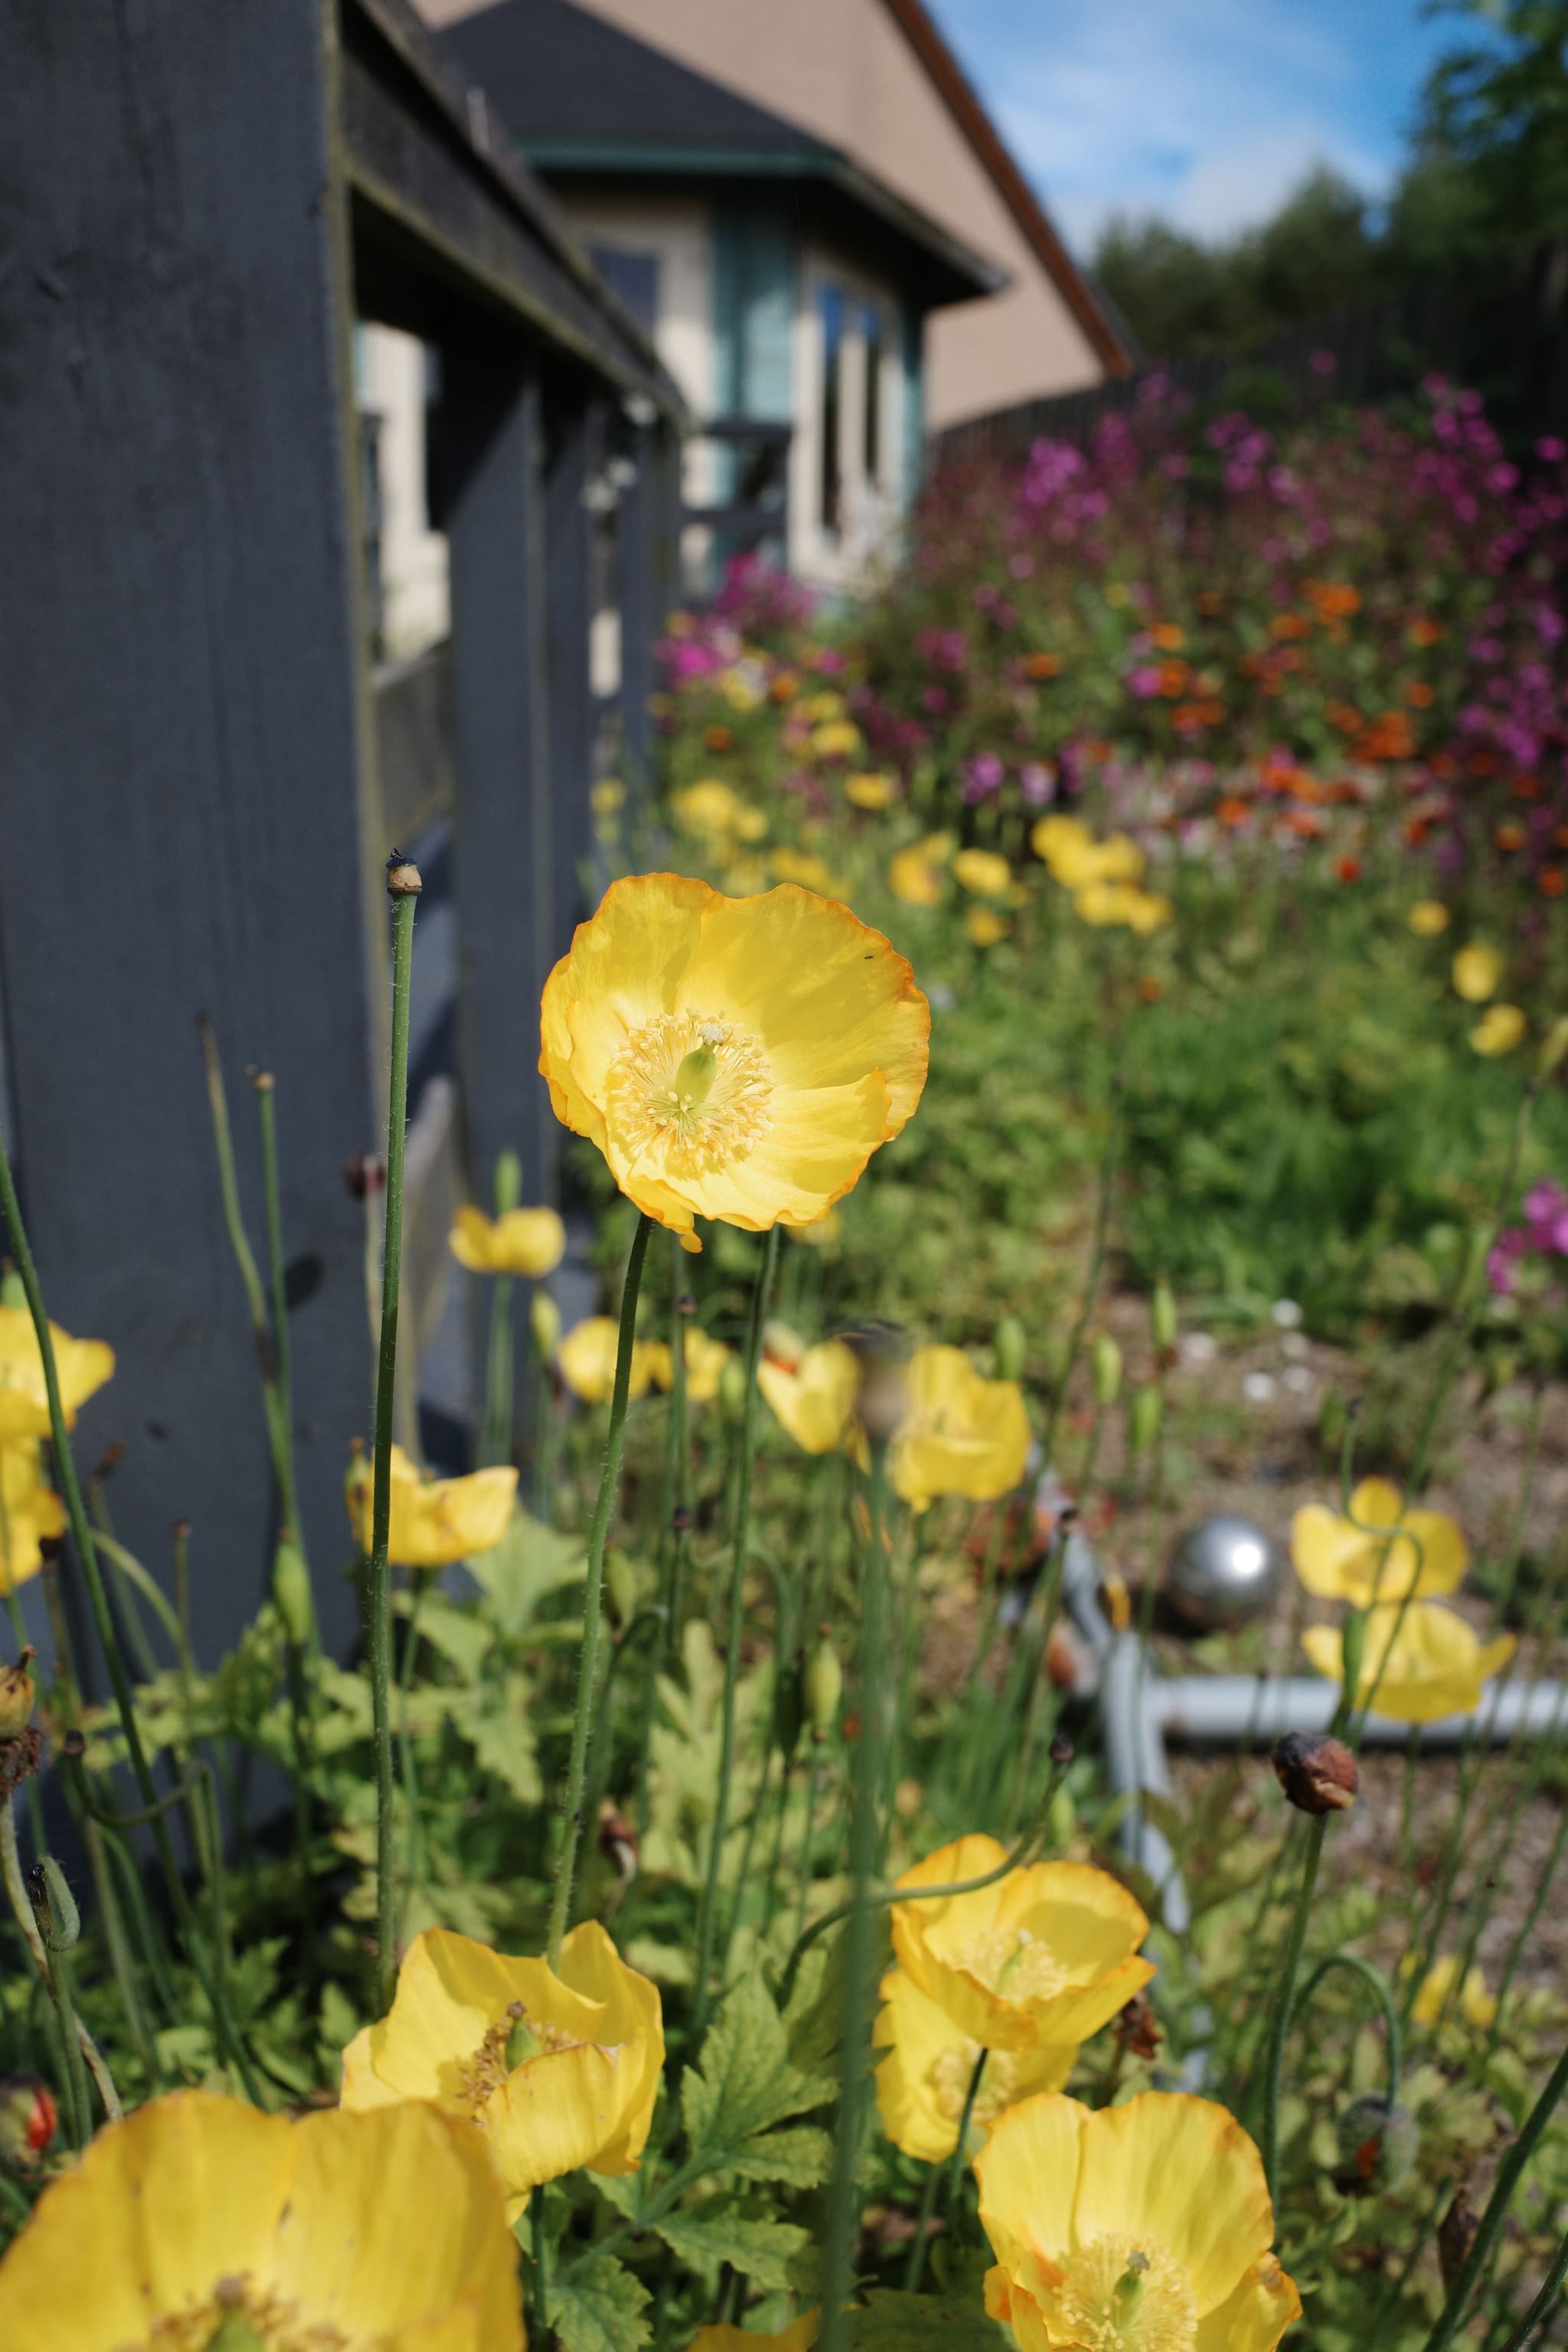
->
xmin=1335 ymin=2093 xmax=1419 ymax=2195
xmin=1152 ymin=1278 xmax=1178 ymax=1351
xmin=0 ymin=1648 xmax=36 ymax=1741
xmin=1127 ymin=1385 xmax=1163 ymax=1456
xmin=1092 ymin=1333 xmax=1122 ymax=1407
xmin=28 ymin=1857 xmax=80 ymax=1953
xmin=530 ymin=1290 xmax=562 ymax=1359
xmin=993 ymin=1315 xmax=1027 ymax=1382
xmin=605 ymin=1549 xmax=640 ymax=1631
xmin=271 ymin=1540 xmax=314 ymax=1649
xmin=0 ymin=2076 xmax=57 ymax=2171
xmin=719 ymin=1356 xmax=749 ymax=1422
xmin=0 ymin=1266 xmax=24 ymax=1312
xmin=804 ymin=1634 xmax=842 ymax=1736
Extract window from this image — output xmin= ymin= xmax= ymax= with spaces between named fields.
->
xmin=861 ymin=301 xmax=883 ymax=486
xmin=587 ymin=246 xmax=660 ymax=336
xmin=818 ymin=285 xmax=844 ymax=537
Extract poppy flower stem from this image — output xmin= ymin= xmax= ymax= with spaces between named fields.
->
xmin=253 ymin=1073 xmax=307 ymax=1570
xmin=480 ymin=1275 xmax=515 ymax=1468
xmin=369 ymin=874 xmax=419 ymax=2014
xmin=817 ymin=1436 xmax=893 ymax=2352
xmin=691 ymin=1223 xmax=780 ymax=2040
xmin=1259 ymin=1811 xmax=1329 ymax=2202
xmin=903 ymin=2047 xmax=988 ymax=2294
xmin=1420 ymin=2038 xmax=1568 ymax=2352
xmin=1491 ymin=2220 xmax=1568 ymax=2352
xmin=0 ymin=1116 xmax=262 ymax=2101
xmin=546 ymin=1210 xmax=655 ymax=1969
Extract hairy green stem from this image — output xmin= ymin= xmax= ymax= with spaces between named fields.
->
xmin=368 ymin=881 xmax=418 ymax=2014
xmin=1421 ymin=2040 xmax=1568 ymax=2352
xmin=1259 ymin=1813 xmax=1328 ymax=2202
xmin=0 ymin=1113 xmax=259 ymax=2098
xmin=547 ymin=1213 xmax=654 ymax=1966
xmin=1491 ymin=2226 xmax=1568 ymax=2352
xmin=691 ymin=1224 xmax=779 ymax=2038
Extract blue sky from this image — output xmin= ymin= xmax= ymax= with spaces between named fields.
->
xmin=927 ymin=0 xmax=1457 ymax=256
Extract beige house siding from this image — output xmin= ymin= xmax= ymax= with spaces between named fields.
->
xmin=421 ymin=0 xmax=1108 ymax=425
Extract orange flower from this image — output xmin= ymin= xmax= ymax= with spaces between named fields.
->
xmin=1024 ymin=651 xmax=1061 ymax=680
xmin=1269 ymin=613 xmax=1310 ymax=642
xmin=1410 ymin=616 xmax=1443 ymax=646
xmin=1334 ymin=855 xmax=1362 ymax=884
xmin=1306 ymin=580 xmax=1361 ymax=619
xmin=1361 ymin=711 xmax=1416 ymax=762
xmin=1283 ymin=808 xmax=1325 ymax=838
xmin=1512 ymin=773 xmax=1542 ymax=800
xmin=1197 ymin=589 xmax=1223 ymax=616
xmin=1495 ymin=822 xmax=1527 ymax=851
xmin=1199 ymin=699 xmax=1225 ymax=724
xmin=1217 ymin=796 xmax=1250 ymax=828
xmin=1158 ymin=661 xmax=1189 ymax=696
xmin=1540 ymin=867 xmax=1566 ymax=898
xmin=704 ymin=724 xmax=733 ymax=752
xmin=769 ymin=671 xmax=799 ymax=704
xmin=1152 ymin=624 xmax=1186 ymax=652
xmin=1137 ymin=975 xmax=1164 ymax=1002
xmin=1403 ymin=680 xmax=1435 ymax=708
xmin=1326 ymin=701 xmax=1364 ymax=734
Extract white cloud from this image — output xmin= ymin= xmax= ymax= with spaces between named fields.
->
xmin=933 ymin=0 xmax=1400 ymax=254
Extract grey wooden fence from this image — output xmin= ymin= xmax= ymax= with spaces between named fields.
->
xmin=0 ymin=0 xmax=686 ymax=1674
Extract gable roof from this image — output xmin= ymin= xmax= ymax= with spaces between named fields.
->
xmin=879 ymin=0 xmax=1132 ymax=377
xmin=439 ymin=0 xmax=1006 ymax=308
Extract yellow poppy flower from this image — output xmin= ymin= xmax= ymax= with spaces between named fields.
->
xmin=1031 ymin=812 xmax=1090 ymax=863
xmin=890 ymin=1838 xmax=1153 ymax=2061
xmin=0 ymin=2090 xmax=523 ymax=2352
xmin=592 ymin=778 xmax=626 ymax=816
xmin=644 ymin=1325 xmax=732 ymax=1405
xmin=0 ymin=1443 xmax=66 ymax=1596
xmin=0 ymin=1305 xmax=114 ymax=1442
xmin=758 ymin=1338 xmax=861 ymax=1455
xmin=720 ymin=858 xmax=772 ymax=896
xmin=539 ymin=875 xmax=929 ymax=1247
xmin=1074 ymin=880 xmax=1172 ymax=934
xmin=347 ymin=1443 xmax=517 ymax=1568
xmin=1471 ymin=1003 xmax=1527 ymax=1056
xmin=733 ymin=805 xmax=769 ymax=843
xmin=889 ymin=842 xmax=946 ymax=907
xmin=769 ymin=848 xmax=839 ymax=893
xmin=449 ymin=1204 xmax=567 ymax=1279
xmin=888 ymin=1348 xmax=1031 ymax=1512
xmin=953 ymin=848 xmax=1014 ymax=899
xmin=1408 ymin=900 xmax=1450 ymax=936
xmin=810 ymin=719 xmax=862 ymax=760
xmin=1291 ymin=1478 xmax=1467 ymax=1607
xmin=846 ymin=771 xmax=896 ymax=810
xmin=557 ymin=1316 xmax=658 ymax=1405
xmin=690 ymin=2321 xmax=818 ymax=2352
xmin=1035 ymin=821 xmax=1146 ymax=891
xmin=341 ymin=1922 xmax=663 ymax=2221
xmin=977 ymin=2090 xmax=1300 ymax=2352
xmin=876 ymin=1965 xmax=1094 ymax=2163
xmin=1406 ymin=1952 xmax=1498 ymax=2032
xmin=1452 ymin=942 xmax=1503 ymax=1002
xmin=671 ymin=779 xmax=742 ymax=837
xmin=967 ymin=907 xmax=1011 ymax=948
xmin=806 ymin=691 xmax=845 ymax=722
xmin=1302 ymin=1601 xmax=1516 ymax=1723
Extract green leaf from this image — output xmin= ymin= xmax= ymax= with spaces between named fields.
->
xmin=722 ymin=2124 xmax=833 ymax=2188
xmin=848 ymin=2288 xmax=1008 ymax=2348
xmin=549 ymin=2254 xmax=651 ymax=2352
xmin=465 ymin=1673 xmax=543 ymax=1802
xmin=468 ymin=1512 xmax=586 ymax=1641
xmin=394 ymin=1592 xmax=494 ymax=1681
xmin=681 ymin=1971 xmax=835 ymax=2157
xmin=652 ymin=2202 xmax=812 ymax=2292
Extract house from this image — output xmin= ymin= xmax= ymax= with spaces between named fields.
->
xmin=416 ymin=0 xmax=1129 ymax=589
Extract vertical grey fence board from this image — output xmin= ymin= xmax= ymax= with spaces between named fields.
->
xmin=0 ymin=0 xmax=378 ymax=1667
xmin=544 ymin=391 xmax=605 ymax=957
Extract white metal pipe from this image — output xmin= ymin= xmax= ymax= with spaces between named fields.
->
xmin=1153 ymin=1673 xmax=1568 ymax=1748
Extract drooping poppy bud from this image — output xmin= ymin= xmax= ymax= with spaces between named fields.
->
xmin=992 ymin=1314 xmax=1026 ymax=1382
xmin=0 ymin=2076 xmax=57 ymax=2170
xmin=1152 ymin=1277 xmax=1178 ymax=1353
xmin=28 ymin=1857 xmax=80 ymax=1953
xmin=0 ymin=1648 xmax=36 ymax=1741
xmin=1092 ymin=1333 xmax=1122 ymax=1407
xmin=530 ymin=1290 xmax=562 ymax=1359
xmin=1334 ymin=2093 xmax=1419 ymax=2196
xmin=1272 ymin=1730 xmax=1358 ymax=1815
xmin=1128 ymin=1385 xmax=1163 ymax=1455
xmin=271 ymin=1540 xmax=314 ymax=1648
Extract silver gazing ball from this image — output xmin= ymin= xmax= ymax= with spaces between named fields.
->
xmin=1167 ymin=1514 xmax=1282 ymax=1632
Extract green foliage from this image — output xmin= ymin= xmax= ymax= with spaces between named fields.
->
xmin=550 ymin=2253 xmax=652 ymax=2352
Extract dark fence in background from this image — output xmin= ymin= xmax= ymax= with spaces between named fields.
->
xmin=934 ymin=242 xmax=1568 ymax=469
xmin=1 ymin=0 xmax=685 ymax=1677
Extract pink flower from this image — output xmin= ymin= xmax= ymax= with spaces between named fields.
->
xmin=1128 ymin=665 xmax=1164 ymax=699
xmin=1020 ymin=762 xmax=1056 ymax=806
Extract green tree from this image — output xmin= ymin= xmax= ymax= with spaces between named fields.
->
xmin=1403 ymin=0 xmax=1568 ymax=251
